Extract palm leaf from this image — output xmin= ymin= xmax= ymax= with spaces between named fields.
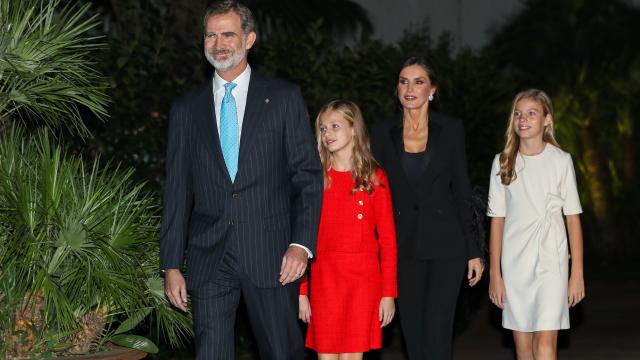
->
xmin=0 ymin=125 xmax=191 ymax=354
xmin=110 ymin=334 xmax=158 ymax=354
xmin=0 ymin=0 xmax=109 ymax=137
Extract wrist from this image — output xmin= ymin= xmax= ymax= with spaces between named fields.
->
xmin=570 ymin=270 xmax=584 ymax=278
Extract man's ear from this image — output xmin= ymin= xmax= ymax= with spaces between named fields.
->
xmin=245 ymin=31 xmax=257 ymax=50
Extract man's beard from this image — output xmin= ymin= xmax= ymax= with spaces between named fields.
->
xmin=205 ymin=40 xmax=247 ymax=72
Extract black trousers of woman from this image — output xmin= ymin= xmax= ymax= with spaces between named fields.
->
xmin=397 ymin=257 xmax=467 ymax=360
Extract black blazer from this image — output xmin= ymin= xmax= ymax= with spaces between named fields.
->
xmin=159 ymin=72 xmax=323 ymax=289
xmin=372 ymin=111 xmax=481 ymax=261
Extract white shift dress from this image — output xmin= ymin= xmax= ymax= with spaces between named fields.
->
xmin=487 ymin=144 xmax=582 ymax=331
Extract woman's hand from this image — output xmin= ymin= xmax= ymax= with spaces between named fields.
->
xmin=488 ymin=275 xmax=507 ymax=309
xmin=298 ymin=295 xmax=311 ymax=323
xmin=568 ymin=275 xmax=585 ymax=307
xmin=379 ymin=297 xmax=395 ymax=327
xmin=467 ymin=257 xmax=484 ymax=286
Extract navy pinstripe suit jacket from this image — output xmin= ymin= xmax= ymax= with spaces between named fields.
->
xmin=159 ymin=71 xmax=323 ymax=289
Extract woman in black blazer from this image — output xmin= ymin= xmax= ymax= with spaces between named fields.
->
xmin=371 ymin=56 xmax=484 ymax=360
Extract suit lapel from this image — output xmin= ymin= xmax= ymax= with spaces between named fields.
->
xmin=416 ymin=111 xmax=444 ymax=198
xmin=390 ymin=118 xmax=404 ymax=161
xmin=386 ymin=115 xmax=415 ymax=193
xmin=419 ymin=116 xmax=441 ymax=179
xmin=195 ymin=77 xmax=232 ymax=185
xmin=237 ymin=72 xmax=267 ymax=179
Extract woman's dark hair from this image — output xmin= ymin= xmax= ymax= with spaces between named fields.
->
xmin=398 ymin=55 xmax=438 ymax=87
xmin=395 ymin=55 xmax=439 ymax=109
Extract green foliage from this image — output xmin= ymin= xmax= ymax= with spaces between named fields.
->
xmin=0 ymin=0 xmax=109 ymax=137
xmin=76 ymin=0 xmax=209 ymax=191
xmin=111 ymin=334 xmax=159 ymax=354
xmin=486 ymin=0 xmax=640 ymax=258
xmin=0 ymin=0 xmax=194 ymax=356
xmin=0 ymin=126 xmax=193 ymax=356
xmin=253 ymin=20 xmax=510 ymax=184
xmin=254 ymin=20 xmax=396 ymax=125
xmin=245 ymin=0 xmax=372 ymax=39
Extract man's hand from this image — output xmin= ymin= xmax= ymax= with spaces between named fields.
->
xmin=467 ymin=257 xmax=484 ymax=287
xmin=280 ymin=246 xmax=308 ymax=285
xmin=164 ymin=269 xmax=188 ymax=311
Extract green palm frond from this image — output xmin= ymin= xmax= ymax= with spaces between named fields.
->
xmin=0 ymin=125 xmax=191 ymax=354
xmin=0 ymin=0 xmax=108 ymax=137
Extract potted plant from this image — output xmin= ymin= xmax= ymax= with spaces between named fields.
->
xmin=0 ymin=0 xmax=192 ymax=358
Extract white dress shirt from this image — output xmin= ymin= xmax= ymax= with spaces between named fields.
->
xmin=212 ymin=65 xmax=313 ymax=258
xmin=213 ymin=65 xmax=250 ymax=140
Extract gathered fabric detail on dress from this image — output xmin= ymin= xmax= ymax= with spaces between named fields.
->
xmin=533 ymin=193 xmax=566 ymax=275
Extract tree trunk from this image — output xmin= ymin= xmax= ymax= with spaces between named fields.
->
xmin=579 ymin=120 xmax=616 ymax=259
xmin=620 ymin=111 xmax=636 ymax=254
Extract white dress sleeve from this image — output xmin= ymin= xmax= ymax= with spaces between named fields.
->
xmin=561 ymin=153 xmax=583 ymax=215
xmin=487 ymin=154 xmax=506 ymax=217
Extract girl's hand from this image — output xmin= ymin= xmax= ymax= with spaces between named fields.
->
xmin=298 ymin=295 xmax=311 ymax=323
xmin=488 ymin=275 xmax=506 ymax=309
xmin=379 ymin=297 xmax=395 ymax=327
xmin=568 ymin=275 xmax=585 ymax=307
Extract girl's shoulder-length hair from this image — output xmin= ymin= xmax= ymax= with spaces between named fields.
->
xmin=498 ymin=88 xmax=560 ymax=185
xmin=315 ymin=99 xmax=382 ymax=194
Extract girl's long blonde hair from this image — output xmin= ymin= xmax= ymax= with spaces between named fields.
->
xmin=315 ymin=100 xmax=379 ymax=194
xmin=499 ymin=89 xmax=560 ymax=185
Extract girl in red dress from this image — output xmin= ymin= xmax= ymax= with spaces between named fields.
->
xmin=299 ymin=100 xmax=397 ymax=359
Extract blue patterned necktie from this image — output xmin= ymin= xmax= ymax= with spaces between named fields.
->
xmin=220 ymin=82 xmax=239 ymax=181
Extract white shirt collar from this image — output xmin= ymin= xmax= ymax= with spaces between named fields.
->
xmin=213 ymin=64 xmax=251 ymax=94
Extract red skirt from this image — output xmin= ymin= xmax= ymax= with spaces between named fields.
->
xmin=305 ymin=251 xmax=382 ymax=353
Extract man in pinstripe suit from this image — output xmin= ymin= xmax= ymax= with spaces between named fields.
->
xmin=159 ymin=1 xmax=323 ymax=358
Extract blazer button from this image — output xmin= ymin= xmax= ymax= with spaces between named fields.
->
xmin=358 ymin=200 xmax=364 ymax=206
xmin=232 ymin=193 xmax=240 ymax=199
xmin=357 ymin=213 xmax=363 ymax=220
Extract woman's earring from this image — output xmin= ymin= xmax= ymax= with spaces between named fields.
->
xmin=428 ymin=94 xmax=434 ymax=101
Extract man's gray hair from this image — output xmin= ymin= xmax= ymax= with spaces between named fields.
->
xmin=203 ymin=0 xmax=256 ymax=36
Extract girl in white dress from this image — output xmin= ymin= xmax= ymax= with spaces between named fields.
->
xmin=487 ymin=89 xmax=586 ymax=360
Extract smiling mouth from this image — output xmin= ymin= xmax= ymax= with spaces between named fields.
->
xmin=213 ymin=50 xmax=231 ymax=57
xmin=518 ymin=125 xmax=531 ymax=130
xmin=326 ymin=139 xmax=336 ymax=145
xmin=404 ymin=96 xmax=417 ymax=101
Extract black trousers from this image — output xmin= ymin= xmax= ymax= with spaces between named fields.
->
xmin=190 ymin=240 xmax=304 ymax=360
xmin=397 ymin=257 xmax=467 ymax=360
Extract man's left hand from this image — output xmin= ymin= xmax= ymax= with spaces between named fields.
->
xmin=280 ymin=246 xmax=308 ymax=285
